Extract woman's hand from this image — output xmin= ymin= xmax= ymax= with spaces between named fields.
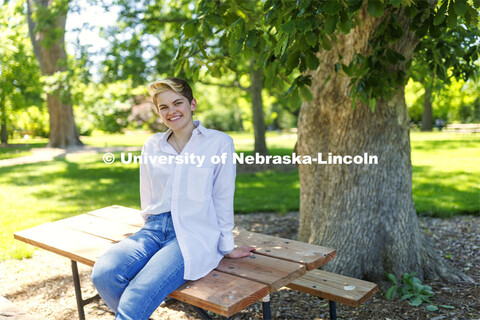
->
xmin=225 ymin=246 xmax=256 ymax=258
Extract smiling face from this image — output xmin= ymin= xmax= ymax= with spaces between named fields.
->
xmin=154 ymin=89 xmax=197 ymax=132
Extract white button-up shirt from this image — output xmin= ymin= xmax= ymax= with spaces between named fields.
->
xmin=139 ymin=121 xmax=236 ymax=280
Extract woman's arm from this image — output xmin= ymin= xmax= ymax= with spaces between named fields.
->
xmin=212 ymin=136 xmax=256 ymax=258
xmin=211 ymin=137 xmax=237 ymax=253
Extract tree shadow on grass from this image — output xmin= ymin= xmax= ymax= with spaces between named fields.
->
xmin=411 ymin=139 xmax=479 ymax=151
xmin=0 ymin=153 xmax=140 ymax=220
xmin=412 ymin=165 xmax=480 ymax=217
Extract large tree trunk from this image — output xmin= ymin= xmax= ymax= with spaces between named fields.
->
xmin=27 ymin=0 xmax=83 ymax=149
xmin=297 ymin=5 xmax=469 ymax=287
xmin=421 ymin=73 xmax=434 ymax=131
xmin=250 ymin=57 xmax=268 ymax=155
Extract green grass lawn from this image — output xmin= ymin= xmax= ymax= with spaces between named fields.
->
xmin=411 ymin=132 xmax=480 ymax=217
xmin=0 ymin=130 xmax=478 ymax=260
xmin=0 ymin=138 xmax=48 ymax=160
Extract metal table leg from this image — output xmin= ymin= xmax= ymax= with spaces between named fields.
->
xmin=262 ymin=294 xmax=271 ymax=320
xmin=71 ymin=260 xmax=100 ymax=320
xmin=328 ymin=300 xmax=337 ymax=320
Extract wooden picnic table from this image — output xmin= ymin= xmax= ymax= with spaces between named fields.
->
xmin=14 ymin=205 xmax=337 ymax=320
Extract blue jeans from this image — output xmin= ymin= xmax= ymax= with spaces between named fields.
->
xmin=91 ymin=212 xmax=186 ymax=320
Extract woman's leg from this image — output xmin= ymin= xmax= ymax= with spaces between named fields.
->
xmin=91 ymin=219 xmax=166 ymax=311
xmin=115 ymin=238 xmax=186 ymax=320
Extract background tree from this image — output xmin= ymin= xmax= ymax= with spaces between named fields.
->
xmin=100 ymin=0 xmax=274 ymax=154
xmin=409 ymin=21 xmax=480 ymax=130
xmin=27 ymin=0 xmax=83 ymax=148
xmin=0 ymin=0 xmax=42 ymax=144
xmin=176 ymin=0 xmax=479 ymax=285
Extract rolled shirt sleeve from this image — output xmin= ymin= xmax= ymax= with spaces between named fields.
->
xmin=212 ymin=137 xmax=236 ymax=254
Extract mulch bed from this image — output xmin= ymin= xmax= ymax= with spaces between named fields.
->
xmin=1 ymin=213 xmax=478 ymax=320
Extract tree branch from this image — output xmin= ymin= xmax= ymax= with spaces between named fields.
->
xmin=197 ymin=79 xmax=250 ymax=92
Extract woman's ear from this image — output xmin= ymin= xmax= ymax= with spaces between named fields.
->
xmin=191 ymin=98 xmax=197 ymax=113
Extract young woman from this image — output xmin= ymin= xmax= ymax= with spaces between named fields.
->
xmin=91 ymin=77 xmax=255 ymax=320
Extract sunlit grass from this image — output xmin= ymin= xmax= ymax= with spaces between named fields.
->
xmin=0 ymin=152 xmax=140 ymax=260
xmin=1 ymin=130 xmax=479 ymax=260
xmin=410 ymin=132 xmax=480 ymax=217
xmin=0 ymin=138 xmax=48 ymax=160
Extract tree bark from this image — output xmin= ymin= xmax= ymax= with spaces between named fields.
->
xmin=27 ymin=0 xmax=83 ymax=148
xmin=297 ymin=5 xmax=470 ymax=287
xmin=1 ymin=89 xmax=7 ymax=144
xmin=421 ymin=73 xmax=434 ymax=131
xmin=1 ymin=102 xmax=7 ymax=144
xmin=250 ymin=57 xmax=268 ymax=155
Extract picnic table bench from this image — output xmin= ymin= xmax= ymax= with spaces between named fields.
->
xmin=14 ymin=205 xmax=377 ymax=320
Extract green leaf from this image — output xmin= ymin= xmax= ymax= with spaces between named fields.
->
xmin=386 ymin=286 xmax=397 ymax=300
xmin=433 ymin=1 xmax=448 ymax=26
xmin=324 ymin=15 xmax=337 ymax=34
xmin=323 ymin=1 xmax=342 ymax=14
xmin=439 ymin=305 xmax=455 ymax=309
xmin=233 ymin=18 xmax=245 ymax=39
xmin=183 ymin=21 xmax=196 ymax=38
xmin=401 ymin=293 xmax=414 ymax=300
xmin=338 ymin=10 xmax=353 ymax=34
xmin=286 ymin=50 xmax=301 ymax=73
xmin=386 ymin=273 xmax=398 ymax=285
xmin=426 ymin=305 xmax=438 ymax=311
xmin=368 ymin=0 xmax=384 ymax=18
xmin=474 ymin=0 xmax=480 ymax=8
xmin=246 ymin=30 xmax=258 ymax=48
xmin=410 ymin=297 xmax=423 ymax=306
xmin=264 ymin=0 xmax=274 ymax=11
xmin=299 ymin=85 xmax=313 ymax=101
xmin=342 ymin=63 xmax=353 ymax=76
xmin=202 ymin=21 xmax=213 ymax=38
xmin=282 ymin=20 xmax=296 ymax=33
xmin=206 ymin=13 xmax=223 ymax=25
xmin=319 ymin=33 xmax=332 ymax=50
xmin=388 ymin=0 xmax=402 ymax=7
xmin=447 ymin=3 xmax=457 ymax=28
xmin=369 ymin=97 xmax=376 ymax=111
xmin=305 ymin=31 xmax=317 ymax=47
xmin=253 ymin=36 xmax=266 ymax=54
xmin=305 ymin=51 xmax=320 ymax=70
xmin=454 ymin=0 xmax=467 ymax=16
xmin=334 ymin=63 xmax=341 ymax=72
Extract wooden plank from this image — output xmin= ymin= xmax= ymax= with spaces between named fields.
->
xmin=216 ymin=254 xmax=306 ymax=292
xmin=14 ymin=223 xmax=115 ymax=267
xmin=55 ymin=214 xmax=140 ymax=242
xmin=170 ymin=271 xmax=269 ymax=317
xmin=287 ymin=269 xmax=378 ymax=307
xmin=234 ymin=228 xmax=336 ymax=270
xmin=87 ymin=205 xmax=144 ymax=227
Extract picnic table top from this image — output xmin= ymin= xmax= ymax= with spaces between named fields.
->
xmin=14 ymin=205 xmax=336 ymax=317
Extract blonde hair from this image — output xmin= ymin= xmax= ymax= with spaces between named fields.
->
xmin=147 ymin=77 xmax=194 ymax=107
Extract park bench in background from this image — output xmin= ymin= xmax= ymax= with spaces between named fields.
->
xmin=14 ymin=205 xmax=377 ymax=320
xmin=444 ymin=123 xmax=480 ymax=133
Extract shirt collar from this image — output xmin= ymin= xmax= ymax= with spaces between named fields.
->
xmin=160 ymin=120 xmax=209 ymax=144
xmin=192 ymin=120 xmax=209 ymax=136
